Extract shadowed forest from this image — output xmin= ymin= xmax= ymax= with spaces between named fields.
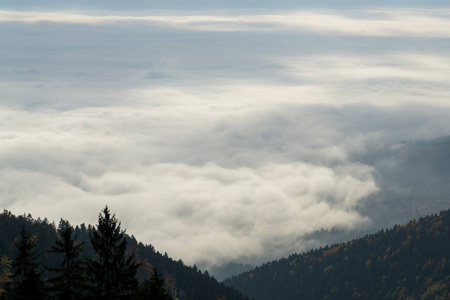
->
xmin=0 ymin=207 xmax=247 ymax=300
xmin=0 ymin=207 xmax=449 ymax=299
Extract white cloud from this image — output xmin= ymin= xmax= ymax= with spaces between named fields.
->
xmin=2 ymin=103 xmax=450 ymax=267
xmin=1 ymin=9 xmax=450 ymax=36
xmin=281 ymin=54 xmax=450 ymax=84
xmin=1 ymin=159 xmax=377 ymax=266
xmin=1 ymin=6 xmax=449 ymax=269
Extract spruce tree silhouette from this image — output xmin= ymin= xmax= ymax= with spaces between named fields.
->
xmin=88 ymin=206 xmax=140 ymax=299
xmin=47 ymin=220 xmax=86 ymax=299
xmin=9 ymin=226 xmax=45 ymax=300
xmin=139 ymin=268 xmax=172 ymax=300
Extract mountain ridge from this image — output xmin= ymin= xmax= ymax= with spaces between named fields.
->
xmin=224 ymin=209 xmax=450 ymax=300
xmin=0 ymin=210 xmax=248 ymax=300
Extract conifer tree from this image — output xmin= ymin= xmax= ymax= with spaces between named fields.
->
xmin=139 ymin=268 xmax=172 ymax=300
xmin=47 ymin=220 xmax=86 ymax=299
xmin=9 ymin=227 xmax=45 ymax=300
xmin=88 ymin=206 xmax=139 ymax=299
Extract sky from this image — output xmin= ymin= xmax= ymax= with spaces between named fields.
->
xmin=1 ymin=1 xmax=450 ymax=269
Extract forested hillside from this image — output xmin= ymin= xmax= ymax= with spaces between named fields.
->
xmin=225 ymin=210 xmax=450 ymax=300
xmin=0 ymin=209 xmax=247 ymax=300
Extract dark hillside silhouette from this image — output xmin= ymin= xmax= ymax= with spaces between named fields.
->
xmin=0 ymin=209 xmax=247 ymax=300
xmin=225 ymin=210 xmax=450 ymax=300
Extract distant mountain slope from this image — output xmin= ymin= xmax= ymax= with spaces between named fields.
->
xmin=355 ymin=136 xmax=450 ymax=229
xmin=224 ymin=210 xmax=450 ymax=300
xmin=368 ymin=136 xmax=450 ymax=196
xmin=0 ymin=210 xmax=247 ymax=300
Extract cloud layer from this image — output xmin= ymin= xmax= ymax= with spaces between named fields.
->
xmin=1 ymin=10 xmax=450 ymax=37
xmin=1 ymin=7 xmax=449 ymax=268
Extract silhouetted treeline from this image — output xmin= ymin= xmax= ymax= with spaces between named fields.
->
xmin=225 ymin=209 xmax=450 ymax=300
xmin=0 ymin=208 xmax=248 ymax=300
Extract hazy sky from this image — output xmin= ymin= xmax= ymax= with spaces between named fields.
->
xmin=1 ymin=1 xmax=449 ymax=268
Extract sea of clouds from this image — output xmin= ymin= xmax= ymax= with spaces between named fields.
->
xmin=0 ymin=5 xmax=449 ymax=268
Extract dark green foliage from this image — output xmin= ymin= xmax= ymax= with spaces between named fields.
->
xmin=132 ymin=243 xmax=246 ymax=300
xmin=47 ymin=220 xmax=86 ymax=300
xmin=139 ymin=268 xmax=172 ymax=300
xmin=8 ymin=227 xmax=45 ymax=300
xmin=0 ymin=256 xmax=13 ymax=296
xmin=0 ymin=209 xmax=247 ymax=300
xmin=87 ymin=206 xmax=140 ymax=299
xmin=225 ymin=210 xmax=450 ymax=300
xmin=0 ymin=210 xmax=60 ymax=272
